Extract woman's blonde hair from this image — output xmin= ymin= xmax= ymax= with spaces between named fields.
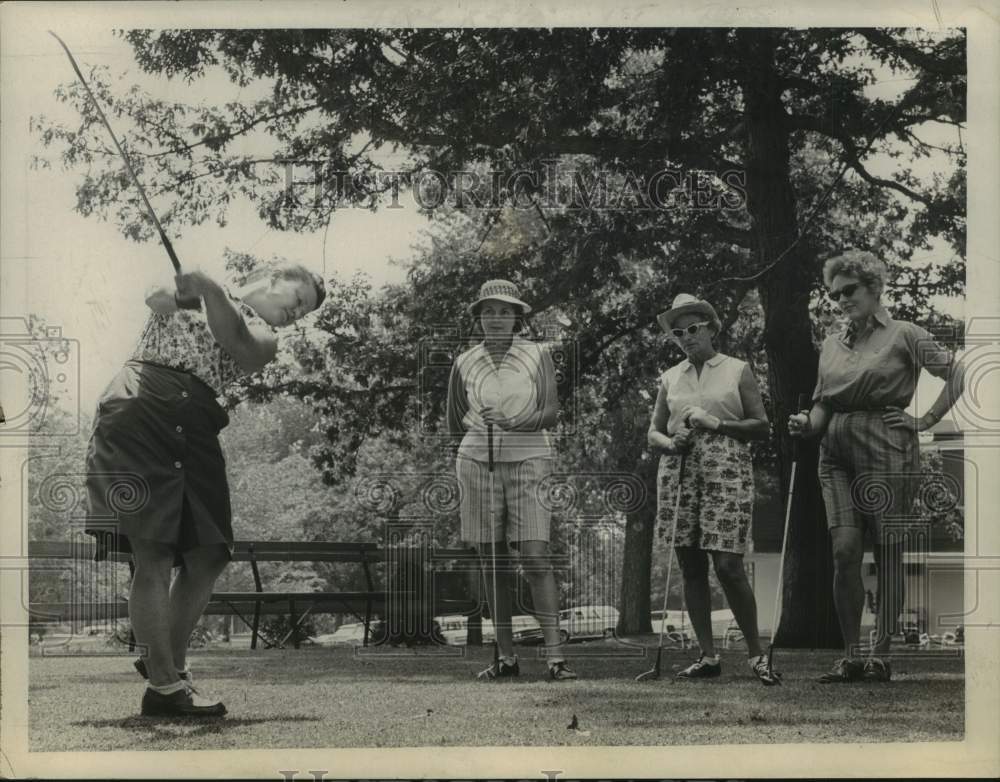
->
xmin=822 ymin=250 xmax=888 ymax=296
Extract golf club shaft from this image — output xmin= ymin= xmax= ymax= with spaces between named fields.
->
xmin=769 ymin=393 xmax=810 ymax=645
xmin=487 ymin=423 xmax=500 ymax=671
xmin=49 ymin=31 xmax=182 ymax=275
xmin=655 ymin=452 xmax=687 ymax=650
xmin=770 ymin=460 xmax=797 ymax=640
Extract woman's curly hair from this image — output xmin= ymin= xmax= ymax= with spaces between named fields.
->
xmin=822 ymin=250 xmax=888 ymax=297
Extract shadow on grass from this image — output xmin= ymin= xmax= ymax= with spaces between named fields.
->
xmin=70 ymin=714 xmax=322 ymax=741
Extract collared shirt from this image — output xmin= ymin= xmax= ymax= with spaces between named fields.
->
xmin=130 ymin=289 xmax=274 ymax=396
xmin=813 ymin=304 xmax=953 ymax=411
xmin=660 ymin=352 xmax=747 ymax=435
xmin=446 ymin=336 xmax=554 ymax=462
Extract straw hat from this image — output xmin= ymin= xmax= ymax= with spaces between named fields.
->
xmin=656 ymin=293 xmax=721 ymax=332
xmin=467 ymin=279 xmax=532 ymax=315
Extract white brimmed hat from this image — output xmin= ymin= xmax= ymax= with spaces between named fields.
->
xmin=467 ymin=279 xmax=532 ymax=315
xmin=657 ymin=293 xmax=721 ymax=332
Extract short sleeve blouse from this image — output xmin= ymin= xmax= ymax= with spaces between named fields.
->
xmin=812 ymin=305 xmax=953 ymax=410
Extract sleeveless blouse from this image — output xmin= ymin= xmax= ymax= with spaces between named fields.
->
xmin=660 ymin=353 xmax=747 ymax=435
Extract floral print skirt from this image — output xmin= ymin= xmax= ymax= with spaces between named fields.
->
xmin=657 ymin=430 xmax=754 ymax=554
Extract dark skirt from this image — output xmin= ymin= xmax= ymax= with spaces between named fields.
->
xmin=84 ymin=360 xmax=233 ymax=563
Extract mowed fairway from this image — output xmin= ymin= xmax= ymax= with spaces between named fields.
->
xmin=29 ymin=641 xmax=964 ymax=751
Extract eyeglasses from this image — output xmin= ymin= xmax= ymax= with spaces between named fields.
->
xmin=829 ymin=282 xmax=862 ymax=301
xmin=670 ymin=321 xmax=711 ymax=338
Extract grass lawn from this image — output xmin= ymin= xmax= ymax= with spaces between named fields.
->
xmin=29 ymin=638 xmax=964 ymax=751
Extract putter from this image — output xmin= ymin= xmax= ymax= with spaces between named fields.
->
xmin=636 ymin=451 xmax=688 ymax=682
xmin=477 ymin=423 xmax=503 ymax=681
xmin=764 ymin=392 xmax=811 ymax=683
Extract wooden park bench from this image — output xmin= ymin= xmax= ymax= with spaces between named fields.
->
xmin=27 ymin=539 xmax=482 ymax=649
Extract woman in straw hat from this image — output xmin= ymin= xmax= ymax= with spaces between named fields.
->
xmin=446 ymin=279 xmax=577 ymax=681
xmin=648 ymin=293 xmax=779 ymax=685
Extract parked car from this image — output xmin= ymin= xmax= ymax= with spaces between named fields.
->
xmin=313 ymin=622 xmax=368 ymax=646
xmin=510 ymin=614 xmax=544 ymax=644
xmin=438 ymin=614 xmax=472 ymax=646
xmin=723 ymin=619 xmax=744 ymax=649
xmin=438 ymin=614 xmax=545 ymax=645
xmin=558 ymin=605 xmax=619 ymax=643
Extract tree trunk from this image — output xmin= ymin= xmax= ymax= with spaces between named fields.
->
xmin=617 ymin=502 xmax=655 ymax=634
xmin=611 ymin=398 xmax=659 ymax=635
xmin=738 ymin=30 xmax=842 ymax=648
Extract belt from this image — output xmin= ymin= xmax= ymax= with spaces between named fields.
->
xmin=829 ymin=405 xmax=891 ymax=414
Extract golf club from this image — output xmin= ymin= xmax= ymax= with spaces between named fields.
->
xmin=477 ymin=422 xmax=503 ymax=681
xmin=50 ymin=31 xmax=202 ymax=309
xmin=636 ymin=450 xmax=688 ymax=682
xmin=764 ymin=392 xmax=811 ymax=682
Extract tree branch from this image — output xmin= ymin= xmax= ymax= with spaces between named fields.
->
xmin=856 ymin=29 xmax=965 ymax=78
xmin=790 ymin=113 xmax=934 ymax=205
xmin=143 ymin=103 xmax=321 ymax=159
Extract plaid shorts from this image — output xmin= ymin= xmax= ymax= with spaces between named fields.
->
xmin=657 ymin=431 xmax=754 ymax=554
xmin=818 ymin=410 xmax=920 ymax=536
xmin=456 ymin=457 xmax=553 ymax=545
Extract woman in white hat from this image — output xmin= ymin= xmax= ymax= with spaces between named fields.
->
xmin=446 ymin=279 xmax=577 ymax=681
xmin=648 ymin=293 xmax=778 ymax=685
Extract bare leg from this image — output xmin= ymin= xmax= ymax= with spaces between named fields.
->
xmin=478 ymin=541 xmax=515 ymax=659
xmin=676 ymin=548 xmax=715 ymax=657
xmin=129 ymin=539 xmax=178 ymax=687
xmin=517 ymin=540 xmax=565 ymax=661
xmin=169 ymin=544 xmax=230 ymax=671
xmin=830 ymin=527 xmax=865 ymax=658
xmin=711 ymin=551 xmax=763 ymax=658
xmin=872 ymin=540 xmax=904 ymax=656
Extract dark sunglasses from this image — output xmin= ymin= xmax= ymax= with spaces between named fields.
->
xmin=829 ymin=282 xmax=862 ymax=301
xmin=670 ymin=321 xmax=710 ymax=338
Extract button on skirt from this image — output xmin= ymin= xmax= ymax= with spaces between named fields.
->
xmin=83 ymin=361 xmax=233 ymax=562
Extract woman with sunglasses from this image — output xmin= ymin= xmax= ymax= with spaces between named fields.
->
xmin=789 ymin=250 xmax=964 ymax=683
xmin=648 ymin=294 xmax=776 ymax=685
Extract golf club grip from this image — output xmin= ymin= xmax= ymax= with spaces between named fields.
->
xmin=487 ymin=423 xmax=494 ymax=471
xmin=791 ymin=392 xmax=811 ymax=460
xmin=159 ymin=229 xmax=182 ymax=274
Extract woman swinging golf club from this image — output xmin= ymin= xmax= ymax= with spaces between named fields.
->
xmin=788 ymin=250 xmax=964 ymax=683
xmin=84 ymin=262 xmax=325 ymax=717
xmin=648 ymin=294 xmax=778 ymax=685
xmin=446 ymin=280 xmax=577 ymax=681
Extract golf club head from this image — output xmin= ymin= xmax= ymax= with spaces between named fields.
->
xmin=763 ymin=645 xmax=783 ymax=686
xmin=635 ymin=647 xmax=664 ymax=682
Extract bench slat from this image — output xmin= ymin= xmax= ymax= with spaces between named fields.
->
xmin=28 ymin=540 xmax=477 ymax=562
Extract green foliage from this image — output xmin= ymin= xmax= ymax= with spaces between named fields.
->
xmin=917 ymin=448 xmax=964 ymax=542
